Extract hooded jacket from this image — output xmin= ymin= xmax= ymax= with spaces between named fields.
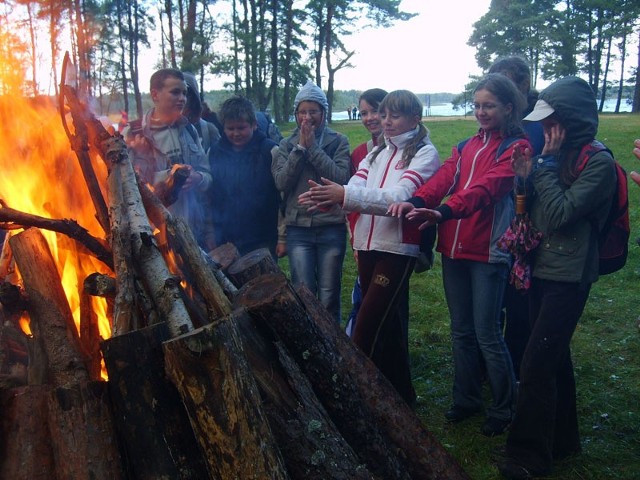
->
xmin=272 ymin=81 xmax=351 ymax=227
xmin=528 ymin=76 xmax=616 ymax=283
xmin=209 ymin=129 xmax=279 ymax=256
xmin=344 ymin=127 xmax=440 ymax=257
xmin=410 ymin=130 xmax=531 ymax=265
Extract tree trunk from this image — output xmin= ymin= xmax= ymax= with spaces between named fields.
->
xmin=163 ymin=312 xmax=290 ymax=480
xmin=234 ymin=273 xmax=471 ymax=480
xmin=101 ymin=322 xmax=209 ymax=479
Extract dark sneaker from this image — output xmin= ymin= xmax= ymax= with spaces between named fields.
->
xmin=498 ymin=458 xmax=551 ymax=479
xmin=481 ymin=417 xmax=511 ymax=437
xmin=498 ymin=459 xmax=533 ymax=479
xmin=444 ymin=405 xmax=482 ymax=423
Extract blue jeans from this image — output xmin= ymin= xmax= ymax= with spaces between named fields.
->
xmin=287 ymin=224 xmax=346 ymax=323
xmin=442 ymin=256 xmax=516 ymax=421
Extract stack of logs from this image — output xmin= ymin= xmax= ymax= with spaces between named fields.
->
xmin=0 ymin=85 xmax=470 ymax=479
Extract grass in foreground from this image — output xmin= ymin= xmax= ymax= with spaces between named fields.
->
xmin=280 ymin=114 xmax=640 ymax=479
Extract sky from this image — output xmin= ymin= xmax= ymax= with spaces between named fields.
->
xmin=334 ymin=0 xmax=492 ymax=93
xmin=138 ymin=0 xmax=493 ymax=95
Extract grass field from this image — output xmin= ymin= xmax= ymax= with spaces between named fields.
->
xmin=279 ymin=114 xmax=640 ymax=479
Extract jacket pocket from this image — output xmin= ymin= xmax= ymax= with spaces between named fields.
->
xmin=542 ymin=232 xmax=579 ymax=256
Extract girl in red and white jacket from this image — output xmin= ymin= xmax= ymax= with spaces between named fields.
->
xmin=299 ymin=90 xmax=440 ymax=406
xmin=390 ymin=74 xmax=531 ymax=434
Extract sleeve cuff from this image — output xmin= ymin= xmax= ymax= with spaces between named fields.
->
xmin=434 ymin=204 xmax=453 ymax=222
xmin=407 ymin=197 xmax=426 ymax=208
xmin=533 ymin=154 xmax=557 ymax=171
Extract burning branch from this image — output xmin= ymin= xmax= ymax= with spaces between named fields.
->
xmin=0 ymin=200 xmax=113 ymax=270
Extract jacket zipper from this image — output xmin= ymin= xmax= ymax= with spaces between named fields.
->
xmin=448 ymin=133 xmax=491 ymax=258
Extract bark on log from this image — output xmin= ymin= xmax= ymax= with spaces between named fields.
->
xmin=47 ymin=381 xmax=124 ymax=479
xmin=0 ymin=385 xmax=55 ymax=479
xmin=104 ymin=136 xmax=141 ymax=335
xmin=297 ymin=286 xmax=471 ymax=479
xmin=227 ymin=247 xmax=283 ymax=288
xmin=101 ymin=322 xmax=209 ymax=479
xmin=119 ymin=151 xmax=193 ymax=337
xmin=137 ymin=179 xmax=232 ymax=320
xmin=234 ymin=310 xmax=374 ymax=480
xmin=234 ymin=274 xmax=471 ymax=480
xmin=10 ymin=228 xmax=89 ymax=388
xmin=163 ymin=312 xmax=289 ymax=480
xmin=235 ymin=274 xmax=408 ymax=479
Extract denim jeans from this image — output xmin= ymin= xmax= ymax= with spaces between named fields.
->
xmin=442 ymin=256 xmax=516 ymax=421
xmin=287 ymin=224 xmax=346 ymax=323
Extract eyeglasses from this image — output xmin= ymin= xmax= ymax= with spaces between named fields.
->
xmin=296 ymin=109 xmax=321 ymax=117
xmin=473 ymin=103 xmax=501 ymax=112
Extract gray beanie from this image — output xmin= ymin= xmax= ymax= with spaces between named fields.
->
xmin=293 ymin=80 xmax=329 ymax=115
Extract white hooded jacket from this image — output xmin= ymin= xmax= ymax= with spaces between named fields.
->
xmin=343 ymin=127 xmax=440 ymax=257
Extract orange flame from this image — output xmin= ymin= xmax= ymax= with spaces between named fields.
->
xmin=0 ymin=66 xmax=112 ymax=377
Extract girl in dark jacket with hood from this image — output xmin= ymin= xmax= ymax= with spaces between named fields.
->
xmin=498 ymin=76 xmax=617 ymax=479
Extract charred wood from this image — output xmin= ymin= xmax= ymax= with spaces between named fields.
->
xmin=83 ymin=272 xmax=116 ymax=297
xmin=0 ymin=200 xmax=112 ymax=270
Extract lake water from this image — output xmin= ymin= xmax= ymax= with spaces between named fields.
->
xmin=332 ymin=98 xmax=632 ymax=121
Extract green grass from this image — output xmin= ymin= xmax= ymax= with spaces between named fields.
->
xmin=280 ymin=114 xmax=640 ymax=479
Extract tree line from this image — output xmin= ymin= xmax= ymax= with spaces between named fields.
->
xmin=464 ymin=0 xmax=640 ymax=113
xmin=1 ymin=0 xmax=411 ymax=123
xmin=1 ymin=0 xmax=639 ymax=120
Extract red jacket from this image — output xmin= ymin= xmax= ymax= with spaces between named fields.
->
xmin=411 ymin=129 xmax=531 ymax=264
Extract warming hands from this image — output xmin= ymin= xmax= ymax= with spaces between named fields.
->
xmin=511 ymin=144 xmax=533 ymax=178
xmin=298 ymin=177 xmax=344 ymax=212
xmin=387 ymin=202 xmax=441 ymax=230
xmin=180 ymin=164 xmax=205 ymax=191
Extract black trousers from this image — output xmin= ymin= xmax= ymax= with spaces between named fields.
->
xmin=353 ymin=250 xmax=415 ymax=405
xmin=506 ymin=278 xmax=590 ymax=473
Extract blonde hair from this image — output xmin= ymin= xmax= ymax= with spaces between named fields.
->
xmin=369 ymin=90 xmax=428 ymax=166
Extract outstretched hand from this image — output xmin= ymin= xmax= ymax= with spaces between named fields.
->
xmin=298 ymin=177 xmax=344 ymax=212
xmin=406 ymin=208 xmax=442 ymax=230
xmin=387 ymin=202 xmax=441 ymax=230
xmin=511 ymin=144 xmax=533 ymax=178
xmin=387 ymin=201 xmax=415 ymax=218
